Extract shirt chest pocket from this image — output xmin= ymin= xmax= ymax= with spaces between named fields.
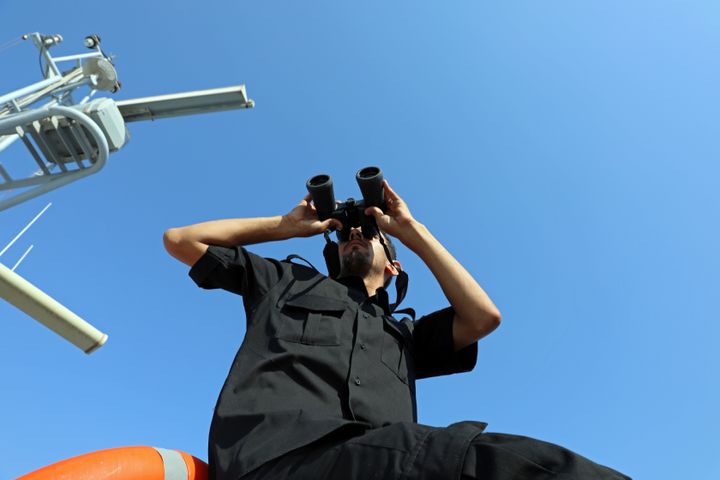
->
xmin=276 ymin=294 xmax=347 ymax=346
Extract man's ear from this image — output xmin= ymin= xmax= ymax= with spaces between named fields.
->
xmin=385 ymin=260 xmax=401 ymax=277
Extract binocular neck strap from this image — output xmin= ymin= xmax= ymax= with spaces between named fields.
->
xmin=323 ymin=231 xmax=342 ymax=279
xmin=390 ymin=270 xmax=410 ymax=316
xmin=374 ymin=221 xmax=409 ymax=315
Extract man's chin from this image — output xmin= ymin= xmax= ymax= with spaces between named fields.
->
xmin=340 ymin=252 xmax=372 ymax=277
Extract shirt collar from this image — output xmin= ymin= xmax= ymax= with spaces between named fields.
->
xmin=336 ymin=275 xmax=391 ymax=315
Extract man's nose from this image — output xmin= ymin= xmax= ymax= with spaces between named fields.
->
xmin=349 ymin=228 xmax=363 ymax=241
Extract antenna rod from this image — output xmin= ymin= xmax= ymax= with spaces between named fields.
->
xmin=0 ymin=202 xmax=52 ymax=257
xmin=11 ymin=244 xmax=33 ymax=271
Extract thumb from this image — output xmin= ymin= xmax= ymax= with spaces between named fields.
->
xmin=321 ymin=218 xmax=342 ymax=231
xmin=364 ymin=206 xmax=383 ymax=220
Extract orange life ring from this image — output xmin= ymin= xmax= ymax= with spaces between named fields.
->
xmin=17 ymin=446 xmax=208 ymax=480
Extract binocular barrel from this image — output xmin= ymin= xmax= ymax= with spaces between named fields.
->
xmin=356 ymin=166 xmax=384 ymax=208
xmin=306 ymin=174 xmax=336 ymax=220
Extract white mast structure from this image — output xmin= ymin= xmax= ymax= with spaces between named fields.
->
xmin=0 ymin=33 xmax=254 ymax=353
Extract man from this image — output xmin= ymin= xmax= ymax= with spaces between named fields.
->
xmin=164 ymin=180 xmax=629 ymax=479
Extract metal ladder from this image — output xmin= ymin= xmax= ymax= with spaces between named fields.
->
xmin=0 ymin=105 xmax=109 ymax=212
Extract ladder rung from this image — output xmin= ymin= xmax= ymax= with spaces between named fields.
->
xmin=21 ymin=129 xmax=52 ymax=176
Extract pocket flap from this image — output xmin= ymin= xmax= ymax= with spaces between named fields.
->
xmin=283 ymin=294 xmax=346 ymax=313
xmin=382 ymin=316 xmax=410 ymax=343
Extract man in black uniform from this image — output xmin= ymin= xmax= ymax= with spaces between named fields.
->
xmin=164 ymin=180 xmax=629 ymax=479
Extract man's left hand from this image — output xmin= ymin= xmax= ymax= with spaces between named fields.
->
xmin=364 ymin=181 xmax=416 ymax=241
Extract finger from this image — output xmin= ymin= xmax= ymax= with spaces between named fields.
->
xmin=296 ymin=194 xmax=310 ymax=207
xmin=364 ymin=206 xmax=384 ymax=219
xmin=302 ymin=193 xmax=313 ymax=204
xmin=383 ymin=180 xmax=401 ymax=202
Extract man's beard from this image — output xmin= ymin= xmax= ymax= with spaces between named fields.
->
xmin=340 ymin=249 xmax=372 ymax=278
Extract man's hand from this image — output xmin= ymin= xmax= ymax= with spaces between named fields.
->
xmin=283 ymin=194 xmax=343 ymax=238
xmin=364 ymin=181 xmax=417 ymax=242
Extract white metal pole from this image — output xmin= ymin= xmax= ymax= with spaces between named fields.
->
xmin=0 ymin=133 xmax=19 ymax=153
xmin=52 ymin=52 xmax=104 ymax=63
xmin=0 ymin=77 xmax=59 ymax=107
xmin=0 ymin=263 xmax=108 ymax=354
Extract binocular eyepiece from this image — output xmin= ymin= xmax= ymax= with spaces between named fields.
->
xmin=306 ymin=166 xmax=385 ymax=241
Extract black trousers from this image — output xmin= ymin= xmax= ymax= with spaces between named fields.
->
xmin=240 ymin=422 xmax=631 ymax=480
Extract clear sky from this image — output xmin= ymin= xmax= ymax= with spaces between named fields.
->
xmin=1 ymin=1 xmax=718 ymax=478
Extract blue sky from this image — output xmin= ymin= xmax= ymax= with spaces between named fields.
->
xmin=1 ymin=1 xmax=718 ymax=478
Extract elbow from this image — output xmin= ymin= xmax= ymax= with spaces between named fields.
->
xmin=163 ymin=227 xmax=205 ymax=266
xmin=475 ymin=309 xmax=502 ymax=339
xmin=163 ymin=227 xmax=182 ymax=254
xmin=489 ymin=309 xmax=502 ymax=331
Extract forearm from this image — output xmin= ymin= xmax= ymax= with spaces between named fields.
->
xmin=165 ymin=194 xmax=339 ymax=267
xmin=166 ymin=216 xmax=296 ymax=247
xmin=400 ymin=221 xmax=501 ymax=342
xmin=163 ymin=216 xmax=297 ymax=266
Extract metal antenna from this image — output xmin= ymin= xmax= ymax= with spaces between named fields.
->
xmin=1 ymin=32 xmax=254 ymax=352
xmin=0 ymin=201 xmax=51 ymax=257
xmin=0 ymin=32 xmax=254 ymax=213
xmin=11 ymin=244 xmax=34 ymax=271
xmin=0 ymin=201 xmax=108 ymax=353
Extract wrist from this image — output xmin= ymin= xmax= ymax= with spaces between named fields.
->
xmin=278 ymin=214 xmax=302 ymax=239
xmin=396 ymin=219 xmax=428 ymax=249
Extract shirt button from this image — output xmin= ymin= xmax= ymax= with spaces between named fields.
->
xmin=362 ymin=313 xmax=369 ymax=319
xmin=360 ymin=343 xmax=367 ymax=350
xmin=354 ymin=376 xmax=361 ymax=385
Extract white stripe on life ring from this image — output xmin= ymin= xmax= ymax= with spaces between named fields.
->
xmin=153 ymin=447 xmax=188 ymax=480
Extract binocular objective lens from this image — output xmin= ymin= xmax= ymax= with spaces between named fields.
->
xmin=308 ymin=174 xmax=331 ymax=187
xmin=356 ymin=166 xmax=381 ymax=180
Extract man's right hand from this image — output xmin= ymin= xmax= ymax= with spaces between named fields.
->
xmin=282 ymin=194 xmax=343 ymax=238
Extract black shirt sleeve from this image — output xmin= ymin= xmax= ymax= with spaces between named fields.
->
xmin=412 ymin=306 xmax=478 ymax=379
xmin=188 ymin=245 xmax=282 ymax=305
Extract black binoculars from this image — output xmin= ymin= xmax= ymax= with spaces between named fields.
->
xmin=306 ymin=166 xmax=386 ymax=242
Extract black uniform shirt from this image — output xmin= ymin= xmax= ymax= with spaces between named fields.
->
xmin=190 ymin=245 xmax=478 ymax=480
